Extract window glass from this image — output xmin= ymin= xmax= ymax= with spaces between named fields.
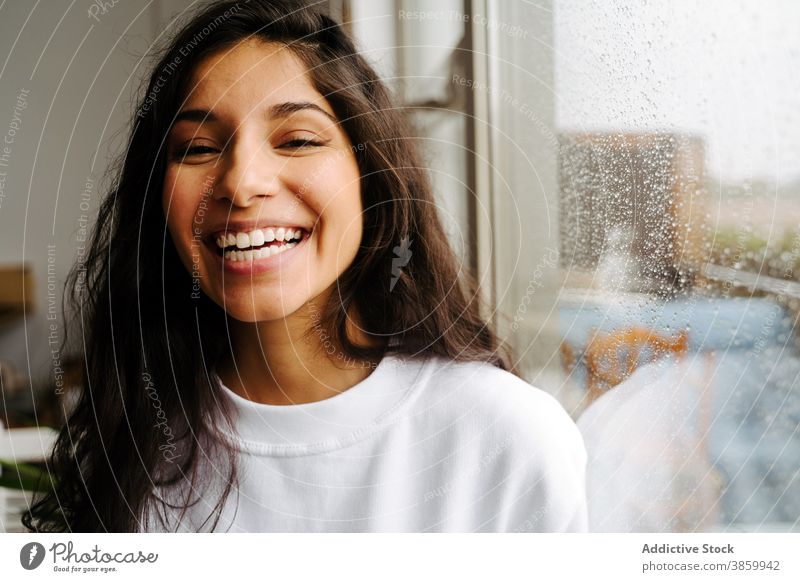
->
xmin=554 ymin=0 xmax=800 ymax=531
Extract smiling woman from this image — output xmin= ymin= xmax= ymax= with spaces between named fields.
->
xmin=22 ymin=0 xmax=587 ymax=533
xmin=163 ymin=41 xmax=364 ymax=331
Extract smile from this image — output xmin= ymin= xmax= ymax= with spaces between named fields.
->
xmin=213 ymin=226 xmax=309 ymax=262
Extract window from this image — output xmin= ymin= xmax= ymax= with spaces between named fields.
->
xmin=482 ymin=0 xmax=800 ymax=531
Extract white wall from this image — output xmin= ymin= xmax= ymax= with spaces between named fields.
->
xmin=0 ymin=0 xmax=189 ymax=385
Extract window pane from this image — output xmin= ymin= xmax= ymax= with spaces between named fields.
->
xmin=554 ymin=0 xmax=800 ymax=531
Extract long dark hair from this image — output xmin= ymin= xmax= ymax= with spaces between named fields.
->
xmin=24 ymin=0 xmax=515 ymax=532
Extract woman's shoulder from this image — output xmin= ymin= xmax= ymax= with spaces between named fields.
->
xmin=406 ymin=354 xmax=585 ymax=454
xmin=399 ymin=354 xmax=588 ymax=531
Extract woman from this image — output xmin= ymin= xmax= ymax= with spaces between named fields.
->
xmin=24 ymin=0 xmax=587 ymax=532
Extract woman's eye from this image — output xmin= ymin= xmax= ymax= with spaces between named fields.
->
xmin=176 ymin=145 xmax=217 ymax=157
xmin=280 ymin=138 xmax=325 ymax=149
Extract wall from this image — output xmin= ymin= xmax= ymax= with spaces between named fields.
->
xmin=0 ymin=0 xmax=188 ymax=385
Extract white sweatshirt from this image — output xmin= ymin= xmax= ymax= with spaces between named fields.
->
xmin=144 ymin=353 xmax=588 ymax=532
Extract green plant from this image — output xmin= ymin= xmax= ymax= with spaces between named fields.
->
xmin=0 ymin=458 xmax=55 ymax=493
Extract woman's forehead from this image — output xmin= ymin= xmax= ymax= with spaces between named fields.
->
xmin=183 ymin=39 xmax=333 ymax=117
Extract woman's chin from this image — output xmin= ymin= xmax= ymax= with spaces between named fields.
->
xmin=217 ymin=297 xmax=310 ymax=324
xmin=202 ymin=278 xmax=337 ymax=323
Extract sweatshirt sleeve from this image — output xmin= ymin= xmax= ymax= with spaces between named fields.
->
xmin=490 ymin=377 xmax=589 ymax=533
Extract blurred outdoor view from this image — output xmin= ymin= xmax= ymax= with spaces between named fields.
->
xmin=555 ymin=0 xmax=800 ymax=531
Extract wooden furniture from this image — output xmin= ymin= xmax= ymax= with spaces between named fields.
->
xmin=0 ymin=264 xmax=34 ymax=327
xmin=584 ymin=326 xmax=689 ymax=402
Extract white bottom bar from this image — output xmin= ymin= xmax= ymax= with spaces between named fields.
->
xmin=0 ymin=533 xmax=797 ymax=581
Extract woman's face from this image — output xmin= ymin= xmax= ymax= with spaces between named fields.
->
xmin=163 ymin=40 xmax=363 ymax=322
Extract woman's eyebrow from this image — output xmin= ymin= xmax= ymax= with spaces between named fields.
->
xmin=172 ymin=101 xmax=337 ymax=126
xmin=268 ymin=101 xmax=338 ymax=124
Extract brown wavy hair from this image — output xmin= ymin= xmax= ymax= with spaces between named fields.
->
xmin=23 ymin=0 xmax=515 ymax=533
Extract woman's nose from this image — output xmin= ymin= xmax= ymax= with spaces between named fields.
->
xmin=212 ymin=142 xmax=281 ymax=207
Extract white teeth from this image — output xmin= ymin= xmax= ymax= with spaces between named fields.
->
xmin=215 ymin=227 xmax=307 ymax=250
xmin=250 ymin=229 xmax=265 ymax=246
xmin=222 ymin=240 xmax=299 ymax=262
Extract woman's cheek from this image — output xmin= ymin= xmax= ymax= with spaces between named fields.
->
xmin=161 ymin=178 xmax=194 ymax=272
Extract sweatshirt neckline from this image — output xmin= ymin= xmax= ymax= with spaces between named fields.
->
xmin=215 ymin=353 xmax=424 ymax=456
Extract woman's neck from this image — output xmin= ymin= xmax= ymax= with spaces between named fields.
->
xmin=216 ymin=300 xmax=382 ymax=405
